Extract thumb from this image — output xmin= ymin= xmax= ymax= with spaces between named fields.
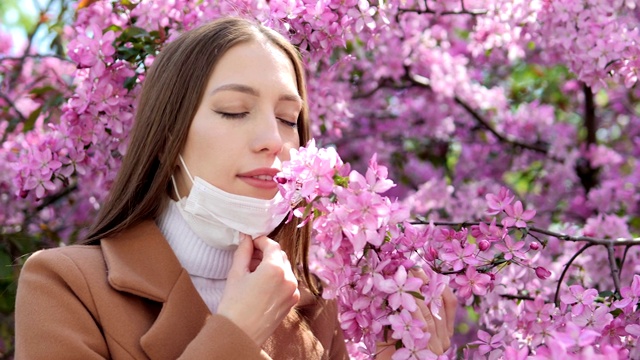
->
xmin=228 ymin=233 xmax=253 ymax=278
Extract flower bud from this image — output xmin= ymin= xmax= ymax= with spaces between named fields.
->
xmin=478 ymin=239 xmax=491 ymax=251
xmin=424 ymin=246 xmax=438 ymax=261
xmin=535 ymin=266 xmax=551 ymax=280
xmin=530 ymin=242 xmax=540 ymax=250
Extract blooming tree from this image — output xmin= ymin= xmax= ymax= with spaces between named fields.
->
xmin=1 ymin=0 xmax=639 ymax=358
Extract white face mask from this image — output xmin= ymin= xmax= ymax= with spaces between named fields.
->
xmin=171 ymin=155 xmax=289 ymax=250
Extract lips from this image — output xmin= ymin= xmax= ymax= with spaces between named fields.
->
xmin=237 ymin=168 xmax=281 ymax=189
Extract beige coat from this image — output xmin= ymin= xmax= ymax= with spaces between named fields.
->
xmin=15 ymin=221 xmax=348 ymax=359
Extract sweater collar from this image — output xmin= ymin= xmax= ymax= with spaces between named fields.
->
xmin=157 ymin=200 xmax=235 ymax=280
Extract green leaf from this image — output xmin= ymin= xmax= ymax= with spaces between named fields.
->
xmin=29 ymin=85 xmax=55 ymax=96
xmin=23 ymin=106 xmax=43 ymax=132
xmin=105 ymin=24 xmax=123 ymax=33
xmin=408 ymin=291 xmax=425 ymax=300
xmin=119 ymin=26 xmax=149 ymax=41
xmin=0 ymin=251 xmax=13 ymax=279
xmin=123 ymin=75 xmax=138 ymax=91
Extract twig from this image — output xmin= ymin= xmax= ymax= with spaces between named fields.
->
xmin=620 ymin=245 xmax=631 ymax=279
xmin=0 ymin=92 xmax=27 ymax=122
xmin=401 ymin=71 xmax=556 ymax=158
xmin=500 ymin=293 xmax=535 ymax=301
xmin=410 ymin=219 xmax=640 ymax=247
xmin=453 ymin=97 xmax=551 ymax=155
xmin=607 ymin=242 xmax=622 ymax=294
xmin=554 ymin=243 xmax=593 ymax=306
xmin=35 ymin=184 xmax=78 ymax=211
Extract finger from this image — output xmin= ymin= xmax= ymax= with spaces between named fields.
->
xmin=252 ymin=236 xmax=282 ymax=263
xmin=228 ymin=234 xmax=254 ymax=278
xmin=432 ymin=298 xmax=450 ymax=353
xmin=249 ymin=247 xmax=263 ymax=272
xmin=443 ymin=286 xmax=457 ymax=338
xmin=417 ymin=299 xmax=443 ymax=355
xmin=409 ymin=266 xmax=429 ymax=284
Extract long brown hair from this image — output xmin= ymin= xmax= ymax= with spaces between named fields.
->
xmin=85 ymin=17 xmax=316 ymax=293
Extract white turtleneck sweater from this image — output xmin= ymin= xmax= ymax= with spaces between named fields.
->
xmin=156 ymin=200 xmax=235 ymax=314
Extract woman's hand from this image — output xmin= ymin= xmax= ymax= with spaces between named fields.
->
xmin=217 ymin=234 xmax=300 ymax=346
xmin=410 ymin=269 xmax=457 ymax=355
xmin=378 ymin=268 xmax=458 ymax=358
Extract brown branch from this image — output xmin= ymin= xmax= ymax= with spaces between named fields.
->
xmin=452 ymin=97 xmax=551 ymax=155
xmin=607 ymin=242 xmax=622 ymax=294
xmin=401 ymin=71 xmax=556 ymax=158
xmin=500 ymin=293 xmax=535 ymax=301
xmin=35 ymin=183 xmax=78 ymax=212
xmin=411 ymin=219 xmax=640 ymax=246
xmin=554 ymin=243 xmax=593 ymax=306
xmin=0 ymin=92 xmax=27 ymax=123
xmin=583 ymin=83 xmax=597 ymax=146
xmin=576 ymin=83 xmax=599 ymax=193
xmin=620 ymin=245 xmax=631 ymax=279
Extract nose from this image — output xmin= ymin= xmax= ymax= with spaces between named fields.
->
xmin=251 ymin=112 xmax=284 ymax=156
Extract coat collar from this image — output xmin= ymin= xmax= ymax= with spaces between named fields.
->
xmin=100 ymin=220 xmax=322 ymax=359
xmin=101 ymin=220 xmax=185 ymax=302
xmin=101 ymin=220 xmax=210 ymax=360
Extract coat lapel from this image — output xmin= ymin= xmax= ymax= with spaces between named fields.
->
xmin=101 ymin=220 xmax=210 ymax=360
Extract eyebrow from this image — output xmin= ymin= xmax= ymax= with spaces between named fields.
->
xmin=209 ymin=83 xmax=304 ymax=104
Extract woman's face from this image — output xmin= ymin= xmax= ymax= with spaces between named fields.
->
xmin=177 ymin=39 xmax=302 ymax=200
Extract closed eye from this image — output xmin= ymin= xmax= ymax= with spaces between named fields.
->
xmin=216 ymin=111 xmax=248 ymax=119
xmin=279 ymin=118 xmax=298 ymax=129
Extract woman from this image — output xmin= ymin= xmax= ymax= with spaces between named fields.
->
xmin=15 ymin=17 xmax=454 ymax=359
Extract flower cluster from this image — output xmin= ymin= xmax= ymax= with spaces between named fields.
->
xmin=277 ymin=141 xmax=640 ymax=359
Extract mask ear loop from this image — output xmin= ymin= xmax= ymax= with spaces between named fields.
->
xmin=171 ymin=154 xmax=195 ymax=200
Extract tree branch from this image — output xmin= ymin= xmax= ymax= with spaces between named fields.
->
xmin=0 ymin=92 xmax=27 ymax=123
xmin=452 ymin=97 xmax=551 ymax=155
xmin=607 ymin=242 xmax=622 ymax=294
xmin=401 ymin=71 xmax=558 ymax=159
xmin=554 ymin=243 xmax=593 ymax=306
xmin=411 ymin=219 xmax=640 ymax=246
xmin=576 ymin=83 xmax=599 ymax=193
xmin=35 ymin=183 xmax=78 ymax=211
xmin=583 ymin=83 xmax=597 ymax=146
xmin=500 ymin=293 xmax=535 ymax=301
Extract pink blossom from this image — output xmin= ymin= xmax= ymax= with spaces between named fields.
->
xmin=613 ymin=274 xmax=640 ymax=310
xmin=560 ymin=285 xmax=599 ymax=315
xmin=440 ymin=240 xmax=482 ymax=271
xmin=485 ymin=187 xmax=515 ymax=215
xmin=494 ymin=235 xmax=527 ymax=261
xmin=470 ymin=330 xmax=505 ymax=355
xmin=524 ymin=297 xmax=556 ymax=323
xmin=572 ymin=305 xmax=613 ymax=332
xmin=374 ymin=266 xmax=423 ymax=311
xmin=503 ymin=344 xmax=528 ymax=360
xmin=552 ymin=321 xmax=600 ymax=348
xmin=388 ymin=309 xmax=426 ymax=343
xmin=502 ymin=201 xmax=535 ymax=228
xmin=390 ymin=335 xmax=435 ymax=360
xmin=454 ymin=266 xmax=492 ymax=300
